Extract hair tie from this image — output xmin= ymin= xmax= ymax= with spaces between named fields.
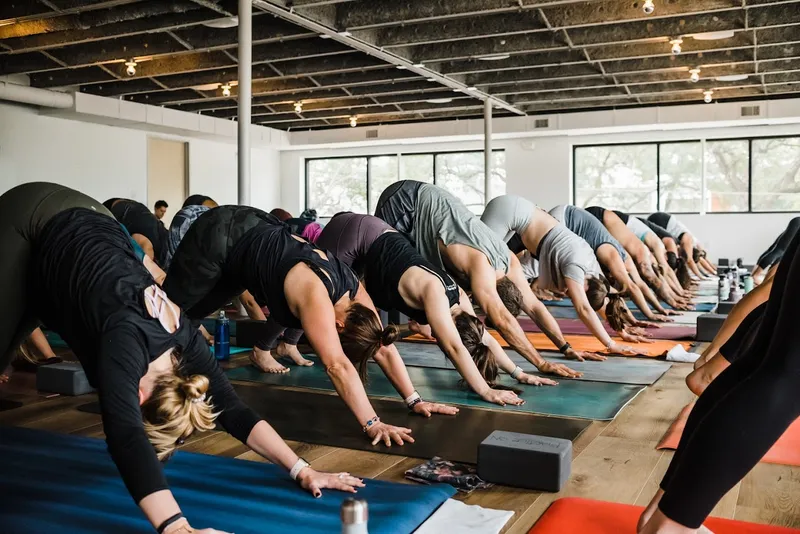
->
xmin=191 ymin=393 xmax=207 ymax=404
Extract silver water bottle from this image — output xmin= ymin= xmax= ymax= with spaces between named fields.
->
xmin=341 ymin=498 xmax=369 ymax=534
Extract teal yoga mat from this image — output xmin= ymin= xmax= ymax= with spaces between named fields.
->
xmin=0 ymin=426 xmax=454 ymax=534
xmin=392 ymin=342 xmax=671 ymax=386
xmin=44 ymin=331 xmax=250 ymax=356
xmin=226 ymin=357 xmax=645 ymax=421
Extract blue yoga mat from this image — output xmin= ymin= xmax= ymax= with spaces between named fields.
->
xmin=544 ymin=307 xmax=705 ymax=325
xmin=0 ymin=426 xmax=455 ymax=534
xmin=544 ymin=300 xmax=716 ymax=312
xmin=393 ymin=342 xmax=671 ymax=386
xmin=227 ymin=357 xmax=644 ymax=421
xmin=43 ymin=330 xmax=250 ymax=356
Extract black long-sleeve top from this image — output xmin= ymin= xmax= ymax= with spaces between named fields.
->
xmin=30 ymin=208 xmax=262 ymax=503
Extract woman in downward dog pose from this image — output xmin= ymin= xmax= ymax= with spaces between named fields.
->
xmin=637 ymin=231 xmax=800 ymax=534
xmin=481 ymin=195 xmax=636 ymax=352
xmin=165 ymin=205 xmax=445 ymax=444
xmin=648 ymin=212 xmax=716 ymax=278
xmin=550 ymin=204 xmax=672 ymax=323
xmin=375 ymin=180 xmax=591 ymax=374
xmin=585 ymin=206 xmax=691 ymax=311
xmin=318 ymin=212 xmax=556 ymax=407
xmin=0 ymin=183 xmax=362 ymax=534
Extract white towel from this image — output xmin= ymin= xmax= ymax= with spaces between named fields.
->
xmin=414 ymin=499 xmax=514 ymax=534
xmin=666 ymin=345 xmax=700 ymax=363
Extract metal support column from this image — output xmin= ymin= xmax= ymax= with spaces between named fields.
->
xmin=237 ymin=0 xmax=252 ymax=205
xmin=484 ymin=99 xmax=493 ymax=204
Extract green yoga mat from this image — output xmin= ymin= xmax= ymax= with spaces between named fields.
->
xmin=392 ymin=343 xmax=671 ymax=386
xmin=44 ymin=331 xmax=250 ymax=356
xmin=226 ymin=358 xmax=645 ymax=421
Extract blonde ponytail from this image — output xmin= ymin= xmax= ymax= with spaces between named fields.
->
xmin=141 ymin=372 xmax=218 ymax=460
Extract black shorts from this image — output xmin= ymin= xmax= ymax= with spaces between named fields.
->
xmin=374 ymin=180 xmax=423 ymax=240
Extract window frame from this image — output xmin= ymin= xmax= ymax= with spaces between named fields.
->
xmin=304 ymin=149 xmax=505 ymax=215
xmin=572 ymin=134 xmax=800 ymax=215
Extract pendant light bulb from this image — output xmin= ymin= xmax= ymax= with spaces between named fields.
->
xmin=643 ymin=0 xmax=655 ymax=14
xmin=294 ymin=101 xmax=303 ymax=113
xmin=221 ymin=83 xmax=232 ymax=97
xmin=125 ymin=59 xmax=137 ymax=77
xmin=670 ymin=38 xmax=683 ymax=55
xmin=349 ymin=116 xmax=358 ymax=127
xmin=689 ymin=68 xmax=701 ymax=83
xmin=703 ymin=90 xmax=714 ymax=103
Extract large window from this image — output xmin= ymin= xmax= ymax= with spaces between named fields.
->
xmin=574 ymin=135 xmax=800 ymax=214
xmin=306 ymin=150 xmax=506 ymax=216
xmin=752 ymin=137 xmax=800 ymax=212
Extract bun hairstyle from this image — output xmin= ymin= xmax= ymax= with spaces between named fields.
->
xmin=585 ymin=276 xmax=632 ymax=332
xmin=451 ymin=312 xmax=522 ymax=394
xmin=338 ymin=302 xmax=400 ymax=382
xmin=666 ymin=251 xmax=678 ymax=270
xmin=496 ymin=276 xmax=523 ymax=317
xmin=141 ymin=371 xmax=218 ymax=461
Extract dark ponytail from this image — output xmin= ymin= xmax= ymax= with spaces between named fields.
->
xmin=666 ymin=251 xmax=678 ymax=270
xmin=605 ymin=293 xmax=632 ymax=332
xmin=338 ymin=303 xmax=399 ymax=382
xmin=451 ymin=312 xmax=521 ymax=394
xmin=676 ymin=258 xmax=693 ymax=290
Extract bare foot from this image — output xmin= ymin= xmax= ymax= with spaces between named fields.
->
xmin=250 ymin=347 xmax=289 ymax=374
xmin=639 ymin=507 xmax=711 ymax=534
xmin=638 ymin=489 xmax=664 ymax=532
xmin=686 ymin=353 xmax=730 ymax=396
xmin=533 ymin=287 xmax=555 ymax=301
xmin=409 ymin=320 xmax=435 ymax=340
xmin=199 ymin=325 xmax=214 ymax=346
xmin=276 ymin=342 xmax=313 ymax=366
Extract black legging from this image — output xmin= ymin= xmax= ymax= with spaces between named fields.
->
xmin=718 ymin=301 xmax=766 ymax=364
xmin=756 ymin=217 xmax=800 ymax=269
xmin=255 ymin=318 xmax=303 ymax=351
xmin=658 ymin=229 xmax=800 ymax=527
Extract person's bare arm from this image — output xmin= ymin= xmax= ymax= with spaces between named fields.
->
xmin=464 ymin=252 xmax=580 ymax=378
xmin=602 ymin=249 xmax=664 ymax=321
xmin=424 ymin=284 xmax=528 ymax=403
xmin=285 ymin=266 xmax=413 ymax=446
xmin=563 ymin=278 xmax=616 ymax=358
xmin=239 ymin=290 xmax=267 ymax=321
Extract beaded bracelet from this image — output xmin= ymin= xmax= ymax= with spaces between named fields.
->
xmin=362 ymin=416 xmax=380 ymax=433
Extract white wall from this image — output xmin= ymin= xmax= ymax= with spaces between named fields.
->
xmin=0 ymin=101 xmax=282 ymax=209
xmin=281 ymin=118 xmax=800 ymax=263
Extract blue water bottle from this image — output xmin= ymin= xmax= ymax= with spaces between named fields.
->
xmin=214 ymin=310 xmax=230 ymax=361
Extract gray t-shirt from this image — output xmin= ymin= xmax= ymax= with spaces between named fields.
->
xmin=480 ymin=194 xmax=535 ymax=242
xmin=413 ymin=184 xmax=511 ymax=286
xmin=519 ymin=250 xmax=539 ymax=282
xmin=537 ymin=224 xmax=601 ymax=292
xmin=550 ymin=205 xmax=628 ymax=261
xmin=626 ymin=217 xmax=652 ymax=242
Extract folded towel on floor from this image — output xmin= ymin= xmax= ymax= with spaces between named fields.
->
xmin=666 ymin=345 xmax=700 ymax=363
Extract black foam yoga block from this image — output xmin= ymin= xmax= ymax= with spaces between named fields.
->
xmin=37 ymin=362 xmax=94 ymax=396
xmin=716 ymin=301 xmax=736 ymax=315
xmin=697 ymin=313 xmax=726 ymax=342
xmin=478 ymin=430 xmax=572 ymax=492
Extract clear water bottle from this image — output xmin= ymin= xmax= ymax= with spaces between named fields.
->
xmin=214 ymin=310 xmax=230 ymax=361
xmin=341 ymin=499 xmax=369 ymax=534
xmin=743 ymin=274 xmax=754 ymax=293
xmin=718 ymin=273 xmax=730 ymax=302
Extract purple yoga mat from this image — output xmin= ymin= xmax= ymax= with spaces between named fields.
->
xmin=516 ymin=317 xmax=696 ymax=341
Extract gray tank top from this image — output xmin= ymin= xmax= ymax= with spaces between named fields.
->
xmin=480 ymin=194 xmax=535 ymax=242
xmin=413 ymin=184 xmax=511 ymax=284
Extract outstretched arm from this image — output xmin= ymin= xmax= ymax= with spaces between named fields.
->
xmin=286 ymin=267 xmax=413 ymax=446
xmin=468 ymin=254 xmax=580 ymax=378
xmin=603 ymin=250 xmax=663 ymax=321
xmin=239 ymin=290 xmax=267 ymax=321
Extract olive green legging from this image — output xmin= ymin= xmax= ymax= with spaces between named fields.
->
xmin=0 ymin=182 xmax=112 ymax=369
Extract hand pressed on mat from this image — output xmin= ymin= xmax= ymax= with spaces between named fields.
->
xmin=411 ymin=401 xmax=459 ymax=417
xmin=366 ymin=421 xmax=415 ymax=446
xmin=538 ymin=360 xmax=582 ymax=378
xmin=297 ymin=468 xmax=365 ymax=499
xmin=563 ymin=348 xmax=607 ymax=362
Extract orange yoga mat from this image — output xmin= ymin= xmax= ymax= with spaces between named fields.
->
xmin=657 ymin=402 xmax=800 ymax=467
xmin=405 ymin=331 xmax=691 ymax=358
xmin=529 ymin=498 xmax=800 ymax=534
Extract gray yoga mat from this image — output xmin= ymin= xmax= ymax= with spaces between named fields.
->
xmin=545 ymin=307 xmax=705 ymax=325
xmin=393 ymin=342 xmax=671 ymax=386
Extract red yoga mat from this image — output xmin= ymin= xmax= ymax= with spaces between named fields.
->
xmin=657 ymin=402 xmax=800 ymax=467
xmin=516 ymin=317 xmax=696 ymax=341
xmin=529 ymin=498 xmax=799 ymax=534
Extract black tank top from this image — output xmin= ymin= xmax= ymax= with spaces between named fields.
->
xmin=585 ymin=206 xmax=606 ymax=222
xmin=363 ymin=232 xmax=459 ymax=325
xmin=109 ymin=200 xmax=166 ymax=266
xmin=613 ymin=210 xmax=629 ymax=224
xmin=229 ymin=217 xmax=359 ymax=329
xmin=648 ymin=212 xmax=671 ymax=230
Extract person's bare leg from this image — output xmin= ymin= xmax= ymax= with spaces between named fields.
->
xmin=250 ymin=346 xmax=289 ymax=373
xmin=638 ymin=489 xmax=665 ymax=532
xmin=276 ymin=341 xmax=313 ymax=366
xmin=28 ymin=328 xmax=58 ymax=361
xmin=686 ymin=353 xmax=730 ymax=396
xmin=639 ymin=507 xmax=713 ymax=534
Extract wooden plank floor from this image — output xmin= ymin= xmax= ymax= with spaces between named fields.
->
xmin=2 ymin=357 xmax=800 ymax=532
